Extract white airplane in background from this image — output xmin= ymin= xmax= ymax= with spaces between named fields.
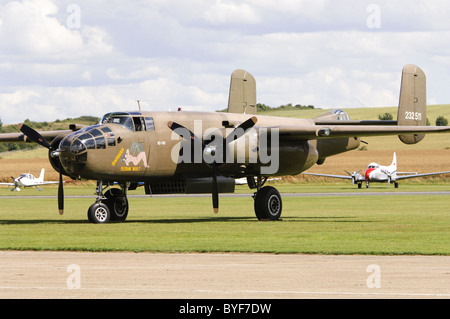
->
xmin=0 ymin=168 xmax=59 ymax=191
xmin=302 ymin=152 xmax=450 ymax=188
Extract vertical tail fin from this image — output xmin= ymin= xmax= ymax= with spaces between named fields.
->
xmin=38 ymin=168 xmax=45 ymax=182
xmin=397 ymin=64 xmax=426 ymax=144
xmin=390 ymin=152 xmax=397 ymax=169
xmin=227 ymin=69 xmax=257 ymax=114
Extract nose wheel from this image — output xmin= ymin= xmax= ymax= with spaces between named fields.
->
xmin=87 ymin=181 xmax=129 ymax=223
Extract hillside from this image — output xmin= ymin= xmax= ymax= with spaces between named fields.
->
xmin=0 ymin=116 xmax=100 ymax=153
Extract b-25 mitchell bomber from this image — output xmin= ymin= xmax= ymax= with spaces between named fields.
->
xmin=1 ymin=64 xmax=450 ymax=223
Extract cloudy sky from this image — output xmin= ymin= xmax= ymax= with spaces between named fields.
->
xmin=1 ymin=0 xmax=450 ymax=124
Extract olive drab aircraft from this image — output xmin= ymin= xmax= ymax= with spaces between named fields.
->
xmin=2 ymin=64 xmax=450 ymax=223
xmin=302 ymin=152 xmax=450 ymax=188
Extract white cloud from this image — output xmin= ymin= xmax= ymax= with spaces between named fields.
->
xmin=1 ymin=0 xmax=450 ymax=124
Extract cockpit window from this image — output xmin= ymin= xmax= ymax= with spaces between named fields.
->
xmin=102 ymin=112 xmax=134 ymax=131
xmin=100 ymin=127 xmax=116 ymax=146
xmin=332 ymin=109 xmax=350 ymax=121
xmin=145 ymin=117 xmax=155 ymax=131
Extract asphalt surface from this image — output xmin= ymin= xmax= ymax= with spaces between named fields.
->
xmin=1 ymin=251 xmax=449 ymax=299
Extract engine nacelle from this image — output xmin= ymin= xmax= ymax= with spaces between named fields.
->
xmin=49 ymin=135 xmax=70 ymax=176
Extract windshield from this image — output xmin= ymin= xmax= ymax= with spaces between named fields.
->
xmin=101 ymin=112 xmax=134 ymax=131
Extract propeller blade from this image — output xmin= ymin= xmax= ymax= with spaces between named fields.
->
xmin=58 ymin=173 xmax=64 ymax=215
xmin=167 ymin=117 xmax=257 ymax=215
xmin=212 ymin=163 xmax=219 ymax=214
xmin=18 ymin=123 xmax=52 ymax=149
xmin=58 ymin=171 xmax=64 ymax=215
xmin=167 ymin=121 xmax=204 ymax=146
xmin=225 ymin=116 xmax=257 ymax=144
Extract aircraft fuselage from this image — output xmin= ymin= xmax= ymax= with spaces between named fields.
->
xmin=57 ymin=111 xmax=361 ymax=183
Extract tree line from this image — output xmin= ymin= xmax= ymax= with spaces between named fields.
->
xmin=0 ymin=116 xmax=100 ymax=153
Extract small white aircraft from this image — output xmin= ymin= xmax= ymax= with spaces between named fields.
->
xmin=303 ymin=152 xmax=450 ymax=188
xmin=0 ymin=168 xmax=59 ymax=191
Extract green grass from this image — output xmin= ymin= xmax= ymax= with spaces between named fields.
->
xmin=0 ymin=184 xmax=449 ymax=255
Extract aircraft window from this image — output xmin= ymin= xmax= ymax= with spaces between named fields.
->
xmin=103 ymin=114 xmax=134 ymax=131
xmin=333 ymin=109 xmax=350 ymax=121
xmin=76 ymin=153 xmax=87 ymax=163
xmin=133 ymin=117 xmax=145 ymax=131
xmin=95 ymin=136 xmax=106 ymax=149
xmin=100 ymin=127 xmax=112 ymax=134
xmin=99 ymin=127 xmax=116 ymax=146
xmin=71 ymin=139 xmax=86 ymax=154
xmin=106 ymin=134 xmax=115 ymax=146
xmin=60 ymin=137 xmax=71 ymax=151
xmin=84 ymin=138 xmax=95 ymax=150
xmin=145 ymin=117 xmax=155 ymax=131
xmin=89 ymin=129 xmax=103 ymax=138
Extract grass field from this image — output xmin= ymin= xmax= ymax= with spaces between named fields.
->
xmin=0 ymin=106 xmax=449 ymax=255
xmin=0 ymin=184 xmax=449 ymax=255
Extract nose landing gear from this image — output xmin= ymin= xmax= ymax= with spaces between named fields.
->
xmin=87 ymin=181 xmax=129 ymax=223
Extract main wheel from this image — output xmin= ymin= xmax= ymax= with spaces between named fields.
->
xmin=254 ymin=186 xmax=282 ymax=220
xmin=104 ymin=188 xmax=129 ymax=221
xmin=87 ymin=202 xmax=111 ymax=224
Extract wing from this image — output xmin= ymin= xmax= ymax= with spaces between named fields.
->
xmin=395 ymin=171 xmax=450 ymax=180
xmin=302 ymin=172 xmax=352 ymax=180
xmin=0 ymin=183 xmax=14 ymax=185
xmin=0 ymin=130 xmax=74 ymax=143
xmin=38 ymin=181 xmax=60 ymax=185
xmin=273 ymin=124 xmax=450 ymax=140
xmin=0 ymin=124 xmax=87 ymax=143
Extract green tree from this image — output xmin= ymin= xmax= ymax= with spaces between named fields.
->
xmin=378 ymin=112 xmax=393 ymax=120
xmin=435 ymin=116 xmax=448 ymax=126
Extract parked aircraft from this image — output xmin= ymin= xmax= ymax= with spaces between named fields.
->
xmin=0 ymin=168 xmax=59 ymax=191
xmin=303 ymin=152 xmax=450 ymax=188
xmin=1 ymin=65 xmax=450 ymax=223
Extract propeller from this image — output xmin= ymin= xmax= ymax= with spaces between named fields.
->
xmin=18 ymin=123 xmax=65 ymax=215
xmin=168 ymin=116 xmax=257 ymax=214
xmin=345 ymin=170 xmax=362 ymax=185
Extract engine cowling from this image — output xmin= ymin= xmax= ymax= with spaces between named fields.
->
xmin=48 ymin=134 xmax=70 ymax=176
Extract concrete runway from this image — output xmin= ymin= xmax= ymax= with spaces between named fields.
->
xmin=1 ymin=251 xmax=449 ymax=299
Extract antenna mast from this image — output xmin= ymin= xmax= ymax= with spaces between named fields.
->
xmin=137 ymin=100 xmax=141 ymax=111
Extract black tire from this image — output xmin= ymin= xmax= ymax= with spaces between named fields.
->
xmin=104 ymin=188 xmax=129 ymax=221
xmin=87 ymin=202 xmax=111 ymax=224
xmin=254 ymin=186 xmax=282 ymax=220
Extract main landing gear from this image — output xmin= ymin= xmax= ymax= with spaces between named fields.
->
xmin=251 ymin=177 xmax=282 ymax=221
xmin=87 ymin=181 xmax=129 ymax=223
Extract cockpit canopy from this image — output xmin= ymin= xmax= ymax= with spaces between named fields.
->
xmin=312 ymin=109 xmax=351 ymax=122
xmin=101 ymin=112 xmax=155 ymax=132
xmin=367 ymin=163 xmax=379 ymax=169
